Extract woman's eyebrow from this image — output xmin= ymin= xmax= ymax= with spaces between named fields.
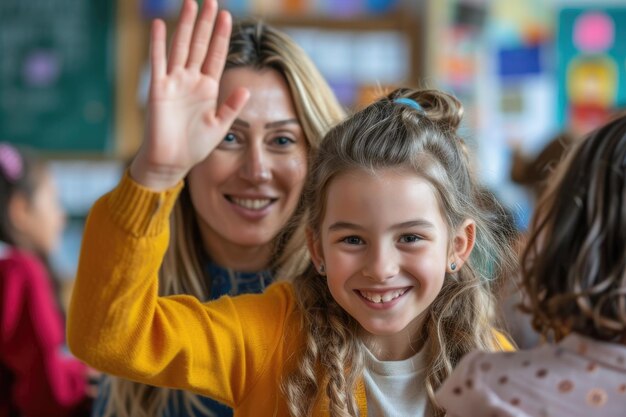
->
xmin=265 ymin=119 xmax=299 ymax=129
xmin=233 ymin=119 xmax=250 ymax=128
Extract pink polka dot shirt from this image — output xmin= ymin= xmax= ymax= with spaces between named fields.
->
xmin=436 ymin=333 xmax=626 ymax=417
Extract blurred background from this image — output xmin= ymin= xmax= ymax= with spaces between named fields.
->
xmin=1 ymin=0 xmax=625 ymax=295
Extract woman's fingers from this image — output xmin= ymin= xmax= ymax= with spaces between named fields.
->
xmin=214 ymin=87 xmax=250 ymax=129
xmin=167 ymin=0 xmax=198 ymax=73
xmin=150 ymin=19 xmax=167 ymax=80
xmin=201 ymin=10 xmax=232 ymax=80
xmin=186 ymin=0 xmax=218 ymax=70
xmin=160 ymin=0 xmax=230 ymax=79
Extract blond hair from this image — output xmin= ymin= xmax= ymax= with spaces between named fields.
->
xmin=283 ymin=88 xmax=515 ymax=417
xmin=103 ymin=19 xmax=345 ymax=417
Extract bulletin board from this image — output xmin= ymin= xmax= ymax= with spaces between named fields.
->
xmin=557 ymin=8 xmax=626 ymax=133
xmin=0 ymin=1 xmax=116 ymax=153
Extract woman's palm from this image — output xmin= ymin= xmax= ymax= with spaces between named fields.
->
xmin=132 ymin=0 xmax=248 ymax=190
xmin=149 ymin=69 xmax=221 ymax=169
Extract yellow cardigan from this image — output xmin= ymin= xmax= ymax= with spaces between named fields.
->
xmin=67 ymin=174 xmax=512 ymax=417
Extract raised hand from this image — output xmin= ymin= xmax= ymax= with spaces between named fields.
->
xmin=130 ymin=0 xmax=249 ymax=190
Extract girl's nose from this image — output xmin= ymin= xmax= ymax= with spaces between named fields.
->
xmin=362 ymin=244 xmax=400 ymax=282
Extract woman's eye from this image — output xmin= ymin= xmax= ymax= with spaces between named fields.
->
xmin=223 ymin=133 xmax=237 ymax=143
xmin=342 ymin=236 xmax=364 ymax=245
xmin=273 ymin=136 xmax=294 ymax=146
xmin=400 ymin=234 xmax=421 ymax=243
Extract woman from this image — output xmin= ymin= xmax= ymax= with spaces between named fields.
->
xmin=93 ymin=1 xmax=344 ymax=416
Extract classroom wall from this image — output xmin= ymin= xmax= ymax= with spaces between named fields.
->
xmin=1 ymin=0 xmax=624 ymax=280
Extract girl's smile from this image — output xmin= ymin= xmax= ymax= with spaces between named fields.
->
xmin=310 ymin=168 xmax=459 ymax=359
xmin=355 ymin=287 xmax=412 ymax=309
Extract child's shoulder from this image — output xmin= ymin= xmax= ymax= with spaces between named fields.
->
xmin=439 ymin=335 xmax=626 ymax=416
xmin=0 ymin=246 xmax=47 ymax=279
xmin=436 ymin=346 xmax=552 ymax=415
xmin=453 ymin=342 xmax=558 ymax=381
xmin=0 ymin=244 xmax=38 ymax=264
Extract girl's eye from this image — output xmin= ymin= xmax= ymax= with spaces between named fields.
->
xmin=399 ymin=234 xmax=422 ymax=243
xmin=342 ymin=236 xmax=364 ymax=245
xmin=273 ymin=136 xmax=295 ymax=146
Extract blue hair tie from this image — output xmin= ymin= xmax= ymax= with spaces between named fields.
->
xmin=394 ymin=97 xmax=424 ymax=113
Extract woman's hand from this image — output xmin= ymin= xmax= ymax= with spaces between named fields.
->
xmin=130 ymin=0 xmax=249 ymax=190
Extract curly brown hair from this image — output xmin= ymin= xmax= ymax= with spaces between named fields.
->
xmin=521 ymin=114 xmax=626 ymax=343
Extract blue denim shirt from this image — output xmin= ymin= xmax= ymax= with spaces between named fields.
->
xmin=92 ymin=261 xmax=273 ymax=417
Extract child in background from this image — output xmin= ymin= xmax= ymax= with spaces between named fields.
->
xmin=436 ymin=115 xmax=626 ymax=416
xmin=66 ymin=18 xmax=515 ymax=411
xmin=0 ymin=143 xmax=93 ymax=417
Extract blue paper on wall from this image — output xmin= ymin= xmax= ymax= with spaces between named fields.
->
xmin=366 ymin=0 xmax=398 ymax=13
xmin=497 ymin=45 xmax=543 ymax=78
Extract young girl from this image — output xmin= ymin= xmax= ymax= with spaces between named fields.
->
xmin=68 ymin=34 xmax=516 ymax=414
xmin=436 ymin=115 xmax=626 ymax=416
xmin=94 ymin=1 xmax=344 ymax=416
xmin=0 ymin=143 xmax=93 ymax=416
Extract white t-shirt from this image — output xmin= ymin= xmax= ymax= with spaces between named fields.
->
xmin=363 ymin=346 xmax=432 ymax=417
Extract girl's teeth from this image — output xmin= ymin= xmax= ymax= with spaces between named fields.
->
xmin=360 ymin=289 xmax=406 ymax=303
xmin=232 ymin=198 xmax=272 ymax=210
xmin=382 ymin=292 xmax=395 ymax=302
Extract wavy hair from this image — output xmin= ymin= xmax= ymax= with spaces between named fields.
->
xmin=103 ymin=19 xmax=345 ymax=417
xmin=282 ymin=88 xmax=516 ymax=416
xmin=521 ymin=114 xmax=626 ymax=342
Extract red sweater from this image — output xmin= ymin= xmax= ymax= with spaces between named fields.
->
xmin=0 ymin=246 xmax=90 ymax=417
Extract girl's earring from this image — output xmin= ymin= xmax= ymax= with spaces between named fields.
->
xmin=318 ymin=263 xmax=326 ymax=275
xmin=450 ymin=262 xmax=457 ymax=271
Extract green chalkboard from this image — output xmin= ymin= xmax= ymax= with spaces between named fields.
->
xmin=0 ymin=1 xmax=115 ymax=152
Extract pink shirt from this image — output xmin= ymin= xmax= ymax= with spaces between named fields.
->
xmin=436 ymin=333 xmax=626 ymax=417
xmin=0 ymin=245 xmax=90 ymax=417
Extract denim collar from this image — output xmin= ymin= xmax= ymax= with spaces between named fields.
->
xmin=206 ymin=260 xmax=274 ymax=299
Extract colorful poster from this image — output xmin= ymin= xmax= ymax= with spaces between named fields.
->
xmin=557 ymin=8 xmax=626 ymax=136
